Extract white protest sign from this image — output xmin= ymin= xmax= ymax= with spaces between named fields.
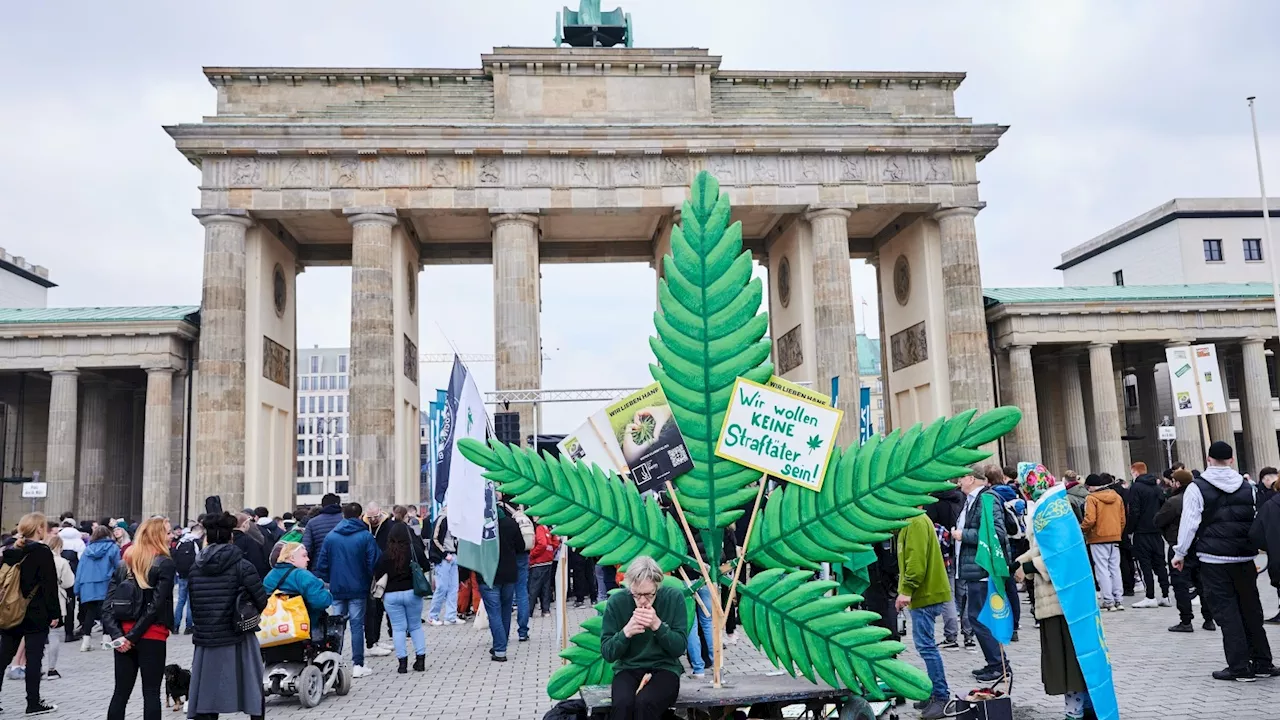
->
xmin=715 ymin=377 xmax=843 ymax=491
xmin=1165 ymin=343 xmax=1227 ymax=417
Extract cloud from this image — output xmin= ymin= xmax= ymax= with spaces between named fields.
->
xmin=4 ymin=0 xmax=1279 ymax=435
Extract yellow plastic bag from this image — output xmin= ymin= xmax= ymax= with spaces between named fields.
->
xmin=257 ymin=592 xmax=311 ymax=648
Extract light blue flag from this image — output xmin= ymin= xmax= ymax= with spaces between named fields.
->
xmin=1031 ymin=485 xmax=1120 ymax=720
xmin=977 ymin=575 xmax=1014 ymax=645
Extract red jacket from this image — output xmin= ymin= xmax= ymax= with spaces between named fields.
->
xmin=529 ymin=525 xmax=560 ymax=566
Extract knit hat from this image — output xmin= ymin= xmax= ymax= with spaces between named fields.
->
xmin=1085 ymin=473 xmax=1108 ymax=488
xmin=1208 ymin=441 xmax=1233 ymax=461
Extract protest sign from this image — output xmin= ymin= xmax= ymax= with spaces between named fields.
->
xmin=715 ymin=377 xmax=843 ymax=491
xmin=1165 ymin=343 xmax=1227 ymax=417
xmin=767 ymin=376 xmax=831 ymax=407
xmin=557 ymin=411 xmax=628 ymax=475
xmin=603 ymin=383 xmax=694 ymax=493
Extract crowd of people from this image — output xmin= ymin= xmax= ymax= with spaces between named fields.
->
xmin=891 ymin=441 xmax=1280 ymax=720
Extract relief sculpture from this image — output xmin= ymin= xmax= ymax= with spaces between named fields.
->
xmin=332 ymin=158 xmax=359 ymax=188
xmin=478 ymin=157 xmax=501 ymax=185
xmin=890 ymin=321 xmax=928 ymax=371
xmin=662 ymin=156 xmax=688 ymax=185
xmin=615 ymin=157 xmax=642 ymax=183
xmin=776 ymin=324 xmax=804 ymax=375
xmin=231 ymin=158 xmax=260 ymax=186
xmin=431 ymin=158 xmax=455 ymax=186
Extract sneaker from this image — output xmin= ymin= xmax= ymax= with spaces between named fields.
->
xmin=912 ymin=699 xmax=929 ymax=710
xmin=24 ymin=701 xmax=56 ymax=716
xmin=939 ymin=638 xmax=960 ymax=650
xmin=183 ymin=627 xmax=194 ymax=635
xmin=448 ymin=618 xmax=466 ymax=625
xmin=1251 ymin=663 xmax=1280 ymax=678
xmin=1167 ymin=622 xmax=1194 ymax=633
xmin=6 ymin=666 xmax=24 ymax=680
xmin=974 ymin=667 xmax=1004 ymax=683
xmin=366 ymin=645 xmax=392 ymax=657
xmin=573 ymin=600 xmax=584 ymax=608
xmin=1011 ymin=631 xmax=1019 ymax=642
xmin=79 ymin=636 xmax=92 ymax=652
xmin=688 ymin=671 xmax=705 ymax=679
xmin=491 ymin=654 xmax=507 ymax=662
xmin=1099 ymin=602 xmax=1113 ymax=612
xmin=1132 ymin=598 xmax=1158 ymax=609
xmin=963 ymin=636 xmax=977 ymax=651
xmin=350 ymin=665 xmax=372 ymax=678
xmin=1212 ymin=668 xmax=1255 ymax=682
xmin=1112 ymin=603 xmax=1126 ymax=612
xmin=920 ymin=698 xmax=950 ymax=720
xmin=1203 ymin=619 xmax=1217 ymax=631
xmin=428 ymin=619 xmax=443 ymax=626
xmin=519 ymin=635 xmax=529 ymax=642
xmin=1158 ymin=596 xmax=1173 ymax=607
xmin=44 ymin=670 xmax=60 ymax=680
xmin=1266 ymin=612 xmax=1280 ymax=625
xmin=725 ymin=632 xmax=738 ymax=646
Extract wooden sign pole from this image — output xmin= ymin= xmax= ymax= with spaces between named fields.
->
xmin=664 ymin=480 xmax=722 ymax=687
xmin=1188 ymin=347 xmax=1213 ymax=460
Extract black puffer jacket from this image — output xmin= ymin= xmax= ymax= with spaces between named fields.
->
xmin=0 ymin=542 xmax=60 ymax=635
xmin=233 ymin=529 xmax=270 ymax=579
xmin=957 ymin=487 xmax=1011 ymax=582
xmin=1127 ymin=474 xmax=1165 ymax=535
xmin=187 ymin=543 xmax=268 ymax=648
xmin=103 ymin=556 xmax=176 ymax=642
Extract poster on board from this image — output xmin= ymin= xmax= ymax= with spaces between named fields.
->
xmin=715 ymin=377 xmax=843 ymax=491
xmin=557 ymin=410 xmax=628 ymax=476
xmin=603 ymin=383 xmax=695 ymax=494
xmin=1165 ymin=343 xmax=1227 ymax=417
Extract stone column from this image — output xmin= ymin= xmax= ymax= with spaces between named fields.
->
xmin=805 ymin=207 xmax=860 ymax=447
xmin=103 ymin=386 xmax=132 ymax=518
xmin=1135 ymin=364 xmax=1163 ymax=471
xmin=192 ymin=209 xmax=252 ymax=514
xmin=141 ymin=367 xmax=174 ymax=519
xmin=131 ymin=389 xmax=145 ymax=521
xmin=1089 ymin=343 xmax=1125 ymax=478
xmin=1166 ymin=342 xmax=1205 ymax=467
xmin=1207 ymin=409 xmax=1235 ymax=445
xmin=346 ymin=207 xmax=399 ymax=504
xmin=76 ymin=381 xmax=109 ymax=519
xmin=1006 ymin=344 xmax=1042 ymax=464
xmin=1035 ymin=358 xmax=1063 ymax=471
xmin=1241 ymin=337 xmax=1280 ymax=469
xmin=492 ymin=212 xmax=542 ymax=447
xmin=868 ymin=254 xmax=892 ymax=432
xmin=934 ymin=207 xmax=995 ymax=416
xmin=1114 ymin=367 xmax=1132 ymax=472
xmin=1059 ymin=354 xmax=1090 ymax=473
xmin=44 ymin=369 xmax=79 ymax=516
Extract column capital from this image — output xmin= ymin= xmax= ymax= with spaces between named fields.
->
xmin=489 ymin=211 xmax=540 ymax=229
xmin=803 ymin=206 xmax=853 ymax=223
xmin=865 ymin=253 xmax=880 ymax=270
xmin=932 ymin=203 xmax=985 ymax=222
xmin=193 ymin=208 xmax=253 ymax=228
xmin=45 ymin=367 xmax=79 ymax=377
xmin=1242 ymin=336 xmax=1269 ymax=347
xmin=1087 ymin=341 xmax=1115 ymax=351
xmin=343 ymin=207 xmax=398 ymax=227
xmin=1009 ymin=343 xmax=1035 ymax=352
xmin=143 ymin=364 xmax=176 ymax=376
xmin=1164 ymin=339 xmax=1193 ymax=348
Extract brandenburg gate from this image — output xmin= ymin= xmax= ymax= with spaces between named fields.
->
xmin=169 ymin=43 xmax=1006 ymax=513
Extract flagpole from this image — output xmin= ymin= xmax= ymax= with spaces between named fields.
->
xmin=1247 ymin=97 xmax=1280 ymax=344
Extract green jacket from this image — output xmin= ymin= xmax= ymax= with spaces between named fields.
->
xmin=896 ymin=512 xmax=952 ymax=609
xmin=600 ymin=584 xmax=688 ymax=677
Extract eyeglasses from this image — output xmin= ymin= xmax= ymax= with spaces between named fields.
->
xmin=630 ymin=591 xmax=656 ymax=601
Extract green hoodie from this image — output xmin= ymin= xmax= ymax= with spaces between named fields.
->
xmin=896 ymin=512 xmax=952 ymax=609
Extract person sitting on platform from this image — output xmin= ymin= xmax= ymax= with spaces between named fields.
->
xmin=600 ymin=556 xmax=689 ymax=720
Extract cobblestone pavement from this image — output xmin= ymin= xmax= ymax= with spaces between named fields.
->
xmin=13 ymin=577 xmax=1280 ymax=719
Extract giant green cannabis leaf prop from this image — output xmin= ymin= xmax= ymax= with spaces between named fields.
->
xmin=457 ymin=171 xmax=1022 ymax=704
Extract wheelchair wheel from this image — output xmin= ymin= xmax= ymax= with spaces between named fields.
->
xmin=298 ymin=665 xmax=324 ymax=708
xmin=335 ymin=662 xmax=352 ymax=696
xmin=837 ymin=697 xmax=875 ymax=720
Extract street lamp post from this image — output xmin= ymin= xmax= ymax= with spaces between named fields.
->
xmin=1247 ymin=97 xmax=1280 ymax=339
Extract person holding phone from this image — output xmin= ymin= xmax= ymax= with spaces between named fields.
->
xmin=103 ymin=517 xmax=176 ymax=720
xmin=599 ymin=556 xmax=688 ymax=720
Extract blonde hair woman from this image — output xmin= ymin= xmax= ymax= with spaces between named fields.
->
xmin=103 ymin=517 xmax=176 ymax=720
xmin=43 ymin=531 xmax=75 ymax=680
xmin=0 ymin=512 xmax=62 ymax=715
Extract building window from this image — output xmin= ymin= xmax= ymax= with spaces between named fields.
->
xmin=337 ymin=396 xmax=345 ymax=413
xmin=319 ymin=376 xmax=328 ymax=390
xmin=335 ymin=438 xmax=344 ymax=455
xmin=309 ymin=396 xmax=316 ymax=414
xmin=316 ymin=438 xmax=325 ymax=455
xmin=296 ymin=417 xmax=305 ymax=434
xmin=1112 ymin=270 xmax=1124 ymax=287
xmin=298 ymin=396 xmax=305 ymax=414
xmin=1203 ymin=239 xmax=1224 ymax=262
xmin=335 ymin=480 xmax=350 ymax=494
xmin=310 ymin=356 xmax=320 ymax=373
xmin=875 ymin=379 xmax=883 ymax=394
xmin=296 ymin=439 xmax=305 ymax=455
xmin=1244 ymin=238 xmax=1263 ymax=262
xmin=328 ymin=396 xmax=336 ymax=413
xmin=336 ymin=417 xmax=345 ymax=434
xmin=338 ymin=355 xmax=348 ymax=373
xmin=339 ymin=376 xmax=348 ymax=390
xmin=335 ymin=459 xmax=344 ymax=476
xmin=296 ymin=461 xmax=305 ymax=478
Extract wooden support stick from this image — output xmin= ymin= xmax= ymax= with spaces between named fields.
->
xmin=677 ymin=567 xmax=711 ymax=616
xmin=665 ymin=480 xmax=712 ymax=586
xmin=665 ymin=480 xmax=720 ymax=686
xmin=721 ymin=476 xmax=767 ymax=626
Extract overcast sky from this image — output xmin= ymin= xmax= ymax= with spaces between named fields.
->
xmin=3 ymin=1 xmax=1279 ymax=433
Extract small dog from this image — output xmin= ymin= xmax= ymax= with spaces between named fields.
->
xmin=163 ymin=664 xmax=191 ymax=712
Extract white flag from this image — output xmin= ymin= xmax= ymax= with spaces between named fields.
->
xmin=444 ymin=364 xmax=490 ymax=545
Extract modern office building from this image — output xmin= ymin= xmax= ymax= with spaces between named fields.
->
xmin=295 ymin=347 xmax=351 ymax=506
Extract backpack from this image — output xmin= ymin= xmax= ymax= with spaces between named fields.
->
xmin=512 ymin=510 xmax=535 ymax=552
xmin=0 ymin=558 xmax=34 ymax=630
xmin=173 ymin=539 xmax=198 ymax=578
xmin=107 ymin=565 xmax=146 ymax=622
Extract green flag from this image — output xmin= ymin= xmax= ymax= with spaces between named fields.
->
xmin=974 ymin=493 xmax=1009 ymax=593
